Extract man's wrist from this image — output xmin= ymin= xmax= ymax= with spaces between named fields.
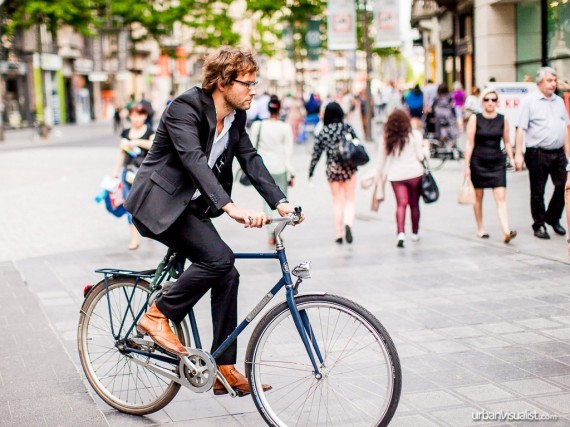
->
xmin=274 ymin=198 xmax=289 ymax=209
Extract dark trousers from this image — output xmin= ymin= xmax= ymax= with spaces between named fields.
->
xmin=524 ymin=147 xmax=567 ymax=230
xmin=133 ymin=201 xmax=239 ymax=365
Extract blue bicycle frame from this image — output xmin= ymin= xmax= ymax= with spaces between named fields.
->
xmin=97 ymin=218 xmax=324 ymax=376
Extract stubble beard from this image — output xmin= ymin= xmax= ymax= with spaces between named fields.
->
xmin=224 ymin=92 xmax=251 ymax=111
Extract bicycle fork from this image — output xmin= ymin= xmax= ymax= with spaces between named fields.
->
xmin=285 ymin=287 xmax=325 ymax=379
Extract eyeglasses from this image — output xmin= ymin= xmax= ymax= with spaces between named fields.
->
xmin=233 ymin=79 xmax=259 ymax=90
xmin=482 ymin=97 xmax=498 ymax=103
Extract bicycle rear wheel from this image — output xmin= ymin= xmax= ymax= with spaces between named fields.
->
xmin=78 ymin=278 xmax=185 ymax=415
xmin=246 ymin=294 xmax=401 ymax=427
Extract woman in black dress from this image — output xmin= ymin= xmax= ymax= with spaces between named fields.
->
xmin=309 ymin=102 xmax=358 ymax=244
xmin=464 ymin=89 xmax=516 ymax=243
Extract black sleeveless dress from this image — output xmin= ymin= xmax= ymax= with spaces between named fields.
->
xmin=470 ymin=113 xmax=506 ymax=188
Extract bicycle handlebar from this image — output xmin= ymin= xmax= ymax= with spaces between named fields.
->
xmin=266 ymin=207 xmax=302 ymax=246
xmin=266 ymin=206 xmax=302 ymax=226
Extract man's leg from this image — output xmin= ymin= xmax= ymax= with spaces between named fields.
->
xmin=545 ymin=150 xmax=567 ymax=229
xmin=524 ymin=150 xmax=549 ymax=230
xmin=155 ymin=211 xmax=238 ymax=363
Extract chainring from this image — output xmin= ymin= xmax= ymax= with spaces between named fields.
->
xmin=179 ymin=348 xmax=217 ymax=393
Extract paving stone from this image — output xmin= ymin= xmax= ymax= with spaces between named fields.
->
xmin=460 ymin=336 xmax=511 ymax=349
xmin=480 ymin=322 xmax=525 ymax=334
xmin=484 ymin=346 xmax=543 ymax=363
xmin=163 ymin=398 xmax=228 ymax=422
xmin=501 ymin=332 xmax=552 ymax=345
xmin=473 ymin=363 xmax=535 ymax=382
xmin=406 ymin=390 xmax=465 ymax=410
xmin=515 ymin=318 xmax=564 ymax=330
xmin=514 ymin=359 xmax=570 ymax=377
xmin=525 ymin=342 xmax=570 ymax=357
xmin=430 ymin=405 xmax=483 ymax=427
xmin=436 ymin=326 xmax=485 ymax=339
xmin=454 ymin=384 xmax=515 ymax=403
xmin=420 ymin=340 xmax=471 ymax=354
xmin=422 ymin=367 xmax=488 ymax=388
xmin=389 ymin=413 xmax=441 ymax=427
xmin=501 ymin=378 xmax=564 ymax=396
xmin=543 ymin=328 xmax=570 ymax=340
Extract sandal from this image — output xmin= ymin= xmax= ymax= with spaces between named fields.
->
xmin=504 ymin=230 xmax=517 ymax=244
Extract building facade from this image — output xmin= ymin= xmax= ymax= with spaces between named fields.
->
xmin=412 ymin=0 xmax=570 ymax=94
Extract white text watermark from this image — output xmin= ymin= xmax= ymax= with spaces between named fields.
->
xmin=472 ymin=410 xmax=558 ymax=422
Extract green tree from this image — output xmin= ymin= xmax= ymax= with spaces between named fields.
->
xmin=247 ymin=0 xmax=326 ymax=90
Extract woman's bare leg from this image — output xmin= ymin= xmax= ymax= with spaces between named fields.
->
xmin=492 ymin=187 xmax=510 ymax=234
xmin=329 ymin=181 xmax=344 ymax=239
xmin=473 ymin=189 xmax=486 ymax=236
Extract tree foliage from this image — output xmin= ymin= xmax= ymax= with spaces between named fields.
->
xmin=3 ymin=0 xmax=98 ymax=37
xmin=2 ymin=0 xmax=241 ymax=50
xmin=247 ymin=0 xmax=326 ymax=60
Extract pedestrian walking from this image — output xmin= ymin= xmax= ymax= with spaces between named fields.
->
xmin=404 ymin=84 xmax=424 ymax=130
xmin=285 ymin=93 xmax=305 ymax=143
xmin=564 ymin=170 xmax=570 ymax=259
xmin=123 ymin=46 xmax=302 ymax=397
xmin=380 ymin=110 xmax=428 ymax=248
xmin=464 ymin=86 xmax=481 ymax=122
xmin=342 ymin=90 xmax=365 ymax=140
xmin=308 ymin=102 xmax=358 ymax=244
xmin=464 ymin=89 xmax=517 ymax=243
xmin=251 ymin=96 xmax=296 ymax=245
xmin=433 ymin=83 xmax=459 ymax=144
xmin=452 ymin=81 xmax=466 ymax=131
xmin=514 ymin=66 xmax=570 ymax=239
xmin=139 ymin=93 xmax=154 ymax=127
xmin=112 ymin=104 xmax=155 ymax=250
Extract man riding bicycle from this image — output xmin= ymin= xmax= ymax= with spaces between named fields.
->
xmin=124 ymin=46 xmax=303 ymax=396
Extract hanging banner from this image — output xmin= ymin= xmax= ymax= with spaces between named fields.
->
xmin=327 ymin=0 xmax=357 ymax=51
xmin=374 ymin=0 xmax=402 ymax=48
xmin=306 ymin=19 xmax=321 ymax=61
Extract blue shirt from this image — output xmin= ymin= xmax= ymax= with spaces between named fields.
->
xmin=517 ymin=90 xmax=569 ymax=149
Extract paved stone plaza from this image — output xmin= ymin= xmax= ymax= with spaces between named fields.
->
xmin=1 ymin=121 xmax=570 ymax=426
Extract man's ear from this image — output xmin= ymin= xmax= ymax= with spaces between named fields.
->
xmin=216 ymin=79 xmax=227 ymax=93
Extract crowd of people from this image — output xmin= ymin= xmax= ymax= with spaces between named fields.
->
xmin=104 ymin=53 xmax=569 ymax=259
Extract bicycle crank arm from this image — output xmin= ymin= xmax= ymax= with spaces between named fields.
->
xmin=215 ymin=371 xmax=238 ymax=398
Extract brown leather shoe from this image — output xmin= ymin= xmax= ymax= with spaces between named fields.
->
xmin=213 ymin=364 xmax=271 ymax=397
xmin=136 ymin=302 xmax=189 ymax=356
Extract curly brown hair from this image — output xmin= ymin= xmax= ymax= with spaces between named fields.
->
xmin=384 ymin=110 xmax=411 ymax=156
xmin=202 ymin=46 xmax=259 ymax=94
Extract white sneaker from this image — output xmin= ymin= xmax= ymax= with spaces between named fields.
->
xmin=411 ymin=233 xmax=420 ymax=242
xmin=397 ymin=232 xmax=405 ymax=248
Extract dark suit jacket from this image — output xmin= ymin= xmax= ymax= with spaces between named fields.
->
xmin=124 ymin=87 xmax=285 ymax=235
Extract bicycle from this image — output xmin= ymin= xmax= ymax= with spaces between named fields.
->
xmin=426 ymin=133 xmax=464 ymax=170
xmin=77 ymin=209 xmax=402 ymax=426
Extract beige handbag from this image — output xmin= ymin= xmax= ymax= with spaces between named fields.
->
xmin=458 ymin=178 xmax=476 ymax=205
xmin=371 ymin=176 xmax=387 ymax=212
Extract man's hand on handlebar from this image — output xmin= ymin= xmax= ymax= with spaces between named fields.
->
xmin=277 ymin=203 xmax=305 ymax=225
xmin=223 ymin=203 xmax=268 ymax=228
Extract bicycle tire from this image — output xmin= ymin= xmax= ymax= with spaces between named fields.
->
xmin=245 ymin=294 xmax=401 ymax=427
xmin=77 ymin=277 xmax=185 ymax=415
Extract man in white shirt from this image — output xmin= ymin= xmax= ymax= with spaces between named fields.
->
xmin=514 ymin=67 xmax=570 ymax=239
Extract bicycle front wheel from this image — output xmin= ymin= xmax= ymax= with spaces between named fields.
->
xmin=246 ymin=294 xmax=401 ymax=427
xmin=78 ymin=278 xmax=185 ymax=415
